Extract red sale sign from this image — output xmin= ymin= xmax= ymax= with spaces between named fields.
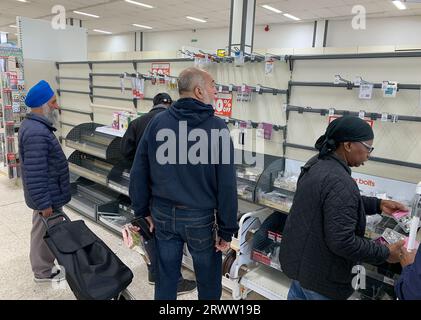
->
xmin=151 ymin=63 xmax=170 ymax=84
xmin=214 ymin=92 xmax=233 ymax=117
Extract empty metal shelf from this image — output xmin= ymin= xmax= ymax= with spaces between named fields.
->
xmin=65 ymin=123 xmax=123 ymax=160
xmin=68 ymin=150 xmax=113 ymax=186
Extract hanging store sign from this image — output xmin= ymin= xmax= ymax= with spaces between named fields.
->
xmin=236 ymin=85 xmax=253 ymax=102
xmin=359 ymin=83 xmax=373 ymax=100
xmin=214 ymin=92 xmax=233 ymax=117
xmin=151 ymin=63 xmax=171 ymax=84
xmin=265 ymin=55 xmax=275 ymax=75
xmin=382 ymin=81 xmax=398 ymax=98
xmin=131 ymin=77 xmax=144 ymax=99
xmin=256 ymin=122 xmax=273 ymax=140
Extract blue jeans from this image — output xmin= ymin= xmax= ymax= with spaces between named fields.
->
xmin=287 ymin=280 xmax=331 ymax=300
xmin=152 ymin=199 xmax=222 ymax=300
xmin=143 ymin=237 xmax=183 ymax=283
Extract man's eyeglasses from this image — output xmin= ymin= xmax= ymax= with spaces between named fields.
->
xmin=359 ymin=141 xmax=374 ymax=153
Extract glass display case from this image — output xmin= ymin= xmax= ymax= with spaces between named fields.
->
xmin=234 ymin=149 xmax=280 ymax=203
xmin=255 ymin=158 xmax=295 ymax=214
xmin=65 ymin=122 xmax=123 ymax=160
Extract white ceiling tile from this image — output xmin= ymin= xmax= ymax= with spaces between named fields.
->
xmin=1 ymin=0 xmax=421 ymax=35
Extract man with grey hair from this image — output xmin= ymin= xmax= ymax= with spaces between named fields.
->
xmin=19 ymin=80 xmax=70 ymax=283
xmin=130 ymin=67 xmax=239 ymax=300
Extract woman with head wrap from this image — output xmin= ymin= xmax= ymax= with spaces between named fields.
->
xmin=279 ymin=116 xmax=407 ymax=300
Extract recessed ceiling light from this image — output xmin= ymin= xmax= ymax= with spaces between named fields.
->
xmin=392 ymin=1 xmax=407 ymax=10
xmin=16 ymin=0 xmax=29 ymax=3
xmin=73 ymin=11 xmax=100 ymax=18
xmin=125 ymin=0 xmax=154 ymax=8
xmin=186 ymin=16 xmax=207 ymax=23
xmin=132 ymin=24 xmax=153 ymax=29
xmin=93 ymin=29 xmax=112 ymax=34
xmin=261 ymin=5 xmax=282 ymax=14
xmin=9 ymin=25 xmax=18 ymax=28
xmin=283 ymin=13 xmax=301 ymax=21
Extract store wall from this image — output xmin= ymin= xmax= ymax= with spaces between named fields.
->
xmin=327 ymin=16 xmax=421 ymax=48
xmin=287 ymin=55 xmax=421 ymax=183
xmin=88 ymin=33 xmax=135 ymax=53
xmin=88 ymin=23 xmax=314 ymax=54
xmin=88 ymin=15 xmax=421 ymax=54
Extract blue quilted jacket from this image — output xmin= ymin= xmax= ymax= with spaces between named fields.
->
xmin=18 ymin=113 xmax=71 ymax=210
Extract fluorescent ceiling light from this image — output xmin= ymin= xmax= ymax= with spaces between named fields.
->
xmin=16 ymin=0 xmax=29 ymax=3
xmin=73 ymin=11 xmax=100 ymax=18
xmin=9 ymin=25 xmax=18 ymax=28
xmin=125 ymin=0 xmax=154 ymax=8
xmin=93 ymin=29 xmax=112 ymax=34
xmin=261 ymin=5 xmax=282 ymax=14
xmin=392 ymin=1 xmax=407 ymax=10
xmin=186 ymin=16 xmax=207 ymax=23
xmin=132 ymin=24 xmax=153 ymax=29
xmin=283 ymin=13 xmax=301 ymax=21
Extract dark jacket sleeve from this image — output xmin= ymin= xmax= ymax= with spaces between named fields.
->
xmin=120 ymin=121 xmax=138 ymax=161
xmin=215 ymin=127 xmax=239 ymax=242
xmin=129 ymin=123 xmax=152 ymax=218
xmin=395 ymin=247 xmax=421 ymax=300
xmin=361 ymin=196 xmax=382 ymax=216
xmin=322 ymin=176 xmax=389 ymax=264
xmin=22 ymin=133 xmax=52 ymax=210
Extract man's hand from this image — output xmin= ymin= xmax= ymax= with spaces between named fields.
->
xmin=215 ymin=238 xmax=230 ymax=252
xmin=386 ymin=240 xmax=405 ymax=263
xmin=380 ymin=200 xmax=408 ymax=216
xmin=41 ymin=207 xmax=53 ymax=218
xmin=145 ymin=215 xmax=155 ymax=233
xmin=400 ymin=247 xmax=417 ymax=268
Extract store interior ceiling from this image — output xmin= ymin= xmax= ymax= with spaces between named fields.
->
xmin=1 ymin=0 xmax=421 ymax=39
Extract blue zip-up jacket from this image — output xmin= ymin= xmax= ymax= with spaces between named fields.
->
xmin=18 ymin=113 xmax=71 ymax=210
xmin=129 ymin=98 xmax=238 ymax=242
xmin=395 ymin=247 xmax=421 ymax=300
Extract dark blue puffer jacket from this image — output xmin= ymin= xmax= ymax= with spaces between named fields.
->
xmin=18 ymin=113 xmax=71 ymax=210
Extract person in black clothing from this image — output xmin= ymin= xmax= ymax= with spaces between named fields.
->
xmin=121 ymin=93 xmax=197 ymax=296
xmin=121 ymin=93 xmax=173 ymax=162
xmin=279 ymin=116 xmax=407 ymax=300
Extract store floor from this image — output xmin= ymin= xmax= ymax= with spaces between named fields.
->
xmin=0 ymin=174 xmax=236 ymax=300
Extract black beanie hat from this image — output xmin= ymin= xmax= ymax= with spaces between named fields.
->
xmin=315 ymin=116 xmax=374 ymax=157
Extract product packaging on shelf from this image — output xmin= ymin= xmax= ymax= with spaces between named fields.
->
xmin=273 ymin=173 xmax=298 ymax=192
xmin=112 ymin=112 xmax=120 ymax=130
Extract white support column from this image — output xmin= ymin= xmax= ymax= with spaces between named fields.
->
xmin=229 ymin=0 xmax=256 ymax=55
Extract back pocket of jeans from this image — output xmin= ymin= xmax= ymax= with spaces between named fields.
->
xmin=185 ymin=222 xmax=214 ymax=252
xmin=152 ymin=216 xmax=173 ymax=241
